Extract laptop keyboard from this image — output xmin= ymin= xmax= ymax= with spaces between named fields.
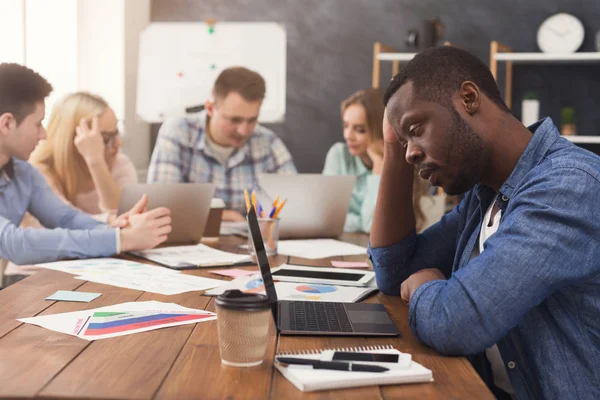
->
xmin=289 ymin=301 xmax=353 ymax=332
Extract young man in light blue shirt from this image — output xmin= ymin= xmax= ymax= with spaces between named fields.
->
xmin=0 ymin=63 xmax=172 ymax=276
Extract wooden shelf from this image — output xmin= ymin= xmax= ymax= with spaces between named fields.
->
xmin=372 ymin=42 xmax=402 ymax=88
xmin=377 ymin=53 xmax=417 ymax=61
xmin=563 ymin=135 xmax=600 ymax=144
xmin=372 ymin=41 xmax=452 ymax=88
xmin=491 ymin=41 xmax=600 ymax=109
xmin=495 ymin=52 xmax=600 ymax=63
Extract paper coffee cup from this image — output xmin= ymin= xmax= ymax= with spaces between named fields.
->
xmin=215 ymin=289 xmax=272 ymax=367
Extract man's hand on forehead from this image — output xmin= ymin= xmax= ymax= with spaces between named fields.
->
xmin=383 ymin=108 xmax=400 ymax=144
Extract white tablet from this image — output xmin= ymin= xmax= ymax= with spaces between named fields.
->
xmin=270 ymin=264 xmax=375 ymax=287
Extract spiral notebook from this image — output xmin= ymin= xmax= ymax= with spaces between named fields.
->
xmin=274 ymin=345 xmax=433 ymax=392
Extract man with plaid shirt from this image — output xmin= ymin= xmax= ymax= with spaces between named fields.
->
xmin=147 ymin=67 xmax=296 ymax=222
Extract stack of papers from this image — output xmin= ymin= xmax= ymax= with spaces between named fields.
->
xmin=36 ymin=258 xmax=222 ymax=295
xmin=38 ymin=258 xmax=174 ymax=276
xmin=205 ymin=275 xmax=377 ymax=303
xmin=18 ymin=300 xmax=216 ymax=340
xmin=74 ymin=271 xmax=223 ymax=295
xmin=277 ymin=239 xmax=368 ymax=259
xmin=130 ymin=243 xmax=252 ymax=268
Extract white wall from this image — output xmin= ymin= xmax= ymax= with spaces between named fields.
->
xmin=124 ymin=0 xmax=151 ymax=179
xmin=25 ymin=0 xmax=79 ymax=118
xmin=0 ymin=0 xmax=150 ymax=177
xmin=78 ymin=0 xmax=125 ymax=121
xmin=0 ymin=0 xmax=25 ymax=64
xmin=77 ymin=0 xmax=151 ymax=178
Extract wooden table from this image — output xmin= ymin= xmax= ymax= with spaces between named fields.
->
xmin=0 ymin=234 xmax=493 ymax=399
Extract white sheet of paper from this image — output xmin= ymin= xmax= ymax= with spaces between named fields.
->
xmin=131 ymin=244 xmax=251 ymax=267
xmin=36 ymin=258 xmax=177 ymax=276
xmin=276 ymin=239 xmax=368 ymax=259
xmin=18 ymin=301 xmax=216 ymax=340
xmin=45 ymin=290 xmax=101 ymax=303
xmin=204 ymin=276 xmax=376 ymax=303
xmin=330 ymin=260 xmax=370 ymax=268
xmin=209 ymin=268 xmax=257 ymax=278
xmin=75 ymin=271 xmax=222 ymax=295
xmin=220 ymin=221 xmax=249 ymax=237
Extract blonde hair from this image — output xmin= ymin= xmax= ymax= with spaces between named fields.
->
xmin=29 ymin=92 xmax=108 ymax=204
xmin=341 ymin=88 xmax=429 ymax=231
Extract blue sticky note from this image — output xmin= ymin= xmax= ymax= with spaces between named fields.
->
xmin=45 ymin=290 xmax=101 ymax=303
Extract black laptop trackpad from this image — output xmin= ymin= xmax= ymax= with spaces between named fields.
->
xmin=347 ymin=310 xmax=394 ymax=325
xmin=346 ymin=304 xmax=400 ymax=335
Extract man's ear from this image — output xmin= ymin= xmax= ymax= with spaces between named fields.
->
xmin=458 ymin=81 xmax=481 ymax=115
xmin=0 ymin=113 xmax=16 ymax=137
xmin=204 ymin=99 xmax=215 ymax=117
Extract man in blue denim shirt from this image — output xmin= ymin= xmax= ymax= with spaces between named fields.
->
xmin=369 ymin=47 xmax=600 ymax=399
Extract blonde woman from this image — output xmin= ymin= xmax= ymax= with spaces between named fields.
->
xmin=30 ymin=92 xmax=136 ymax=215
xmin=322 ymin=88 xmax=426 ymax=233
xmin=4 ymin=92 xmax=137 ymax=283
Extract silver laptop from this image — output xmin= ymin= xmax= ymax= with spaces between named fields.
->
xmin=118 ymin=183 xmax=215 ymax=244
xmin=257 ymin=174 xmax=356 ymax=238
xmin=247 ymin=207 xmax=399 ymax=336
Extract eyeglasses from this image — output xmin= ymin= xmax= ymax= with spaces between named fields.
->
xmin=101 ymin=130 xmax=121 ymax=147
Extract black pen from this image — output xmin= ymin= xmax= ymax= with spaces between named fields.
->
xmin=276 ymin=357 xmax=389 ymax=373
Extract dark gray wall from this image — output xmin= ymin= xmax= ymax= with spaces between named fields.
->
xmin=151 ymin=0 xmax=600 ymax=172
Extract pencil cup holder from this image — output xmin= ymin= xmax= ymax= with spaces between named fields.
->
xmin=248 ymin=218 xmax=280 ymax=256
xmin=215 ymin=290 xmax=272 ymax=367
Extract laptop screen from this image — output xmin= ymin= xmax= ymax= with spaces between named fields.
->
xmin=246 ymin=208 xmax=279 ymax=317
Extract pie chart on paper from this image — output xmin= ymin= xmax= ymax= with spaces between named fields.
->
xmin=295 ymin=284 xmax=337 ymax=294
xmin=244 ymin=278 xmax=265 ymax=293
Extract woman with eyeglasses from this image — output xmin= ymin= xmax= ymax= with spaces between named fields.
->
xmin=3 ymin=92 xmax=137 ymax=283
xmin=29 ymin=91 xmax=136 ymax=217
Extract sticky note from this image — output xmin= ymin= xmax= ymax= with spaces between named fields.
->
xmin=210 ymin=269 xmax=257 ymax=278
xmin=45 ymin=290 xmax=101 ymax=303
xmin=330 ymin=260 xmax=370 ymax=269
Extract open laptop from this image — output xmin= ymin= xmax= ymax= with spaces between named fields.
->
xmin=247 ymin=207 xmax=399 ymax=336
xmin=118 ymin=183 xmax=215 ymax=244
xmin=257 ymin=174 xmax=356 ymax=238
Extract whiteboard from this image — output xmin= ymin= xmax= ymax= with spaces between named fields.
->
xmin=136 ymin=22 xmax=286 ymax=123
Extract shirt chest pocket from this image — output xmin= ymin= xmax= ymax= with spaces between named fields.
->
xmin=0 ymin=189 xmax=25 ymax=225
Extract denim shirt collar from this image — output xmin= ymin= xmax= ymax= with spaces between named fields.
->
xmin=500 ymin=117 xmax=560 ymax=199
xmin=473 ymin=117 xmax=560 ymax=209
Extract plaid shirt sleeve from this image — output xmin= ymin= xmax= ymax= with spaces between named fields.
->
xmin=268 ymin=136 xmax=297 ymax=174
xmin=147 ymin=118 xmax=192 ymax=183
